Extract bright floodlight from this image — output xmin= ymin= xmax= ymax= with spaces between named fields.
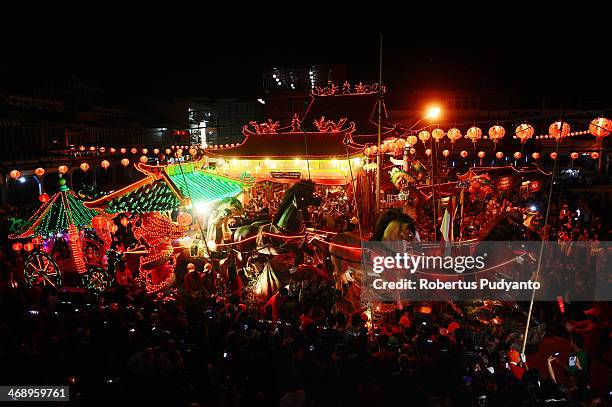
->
xmin=194 ymin=201 xmax=211 ymax=215
xmin=427 ymin=107 xmax=441 ymax=119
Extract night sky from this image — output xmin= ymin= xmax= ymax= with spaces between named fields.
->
xmin=2 ymin=3 xmax=610 ymax=100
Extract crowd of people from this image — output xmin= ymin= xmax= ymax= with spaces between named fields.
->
xmin=0 ymin=178 xmax=611 ymax=406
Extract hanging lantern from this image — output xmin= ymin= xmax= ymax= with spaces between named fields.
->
xmin=425 ymin=148 xmax=432 ymax=156
xmin=12 ymin=242 xmax=23 ymax=252
xmin=34 ymin=167 xmax=45 ymax=177
xmin=442 ymin=149 xmax=450 ymax=157
xmin=514 ymin=152 xmax=522 ymax=160
xmin=101 ymin=160 xmax=110 ymax=169
xmin=531 ymin=152 xmax=541 ymax=160
xmin=109 ymin=147 xmax=116 ymax=154
xmin=370 ymin=145 xmax=378 ymax=155
xmin=189 ymin=148 xmax=197 ymax=156
xmin=120 ymin=148 xmax=127 ymax=154
xmin=80 ymin=162 xmax=90 ymax=172
xmin=549 ymin=121 xmax=570 ymax=139
xmin=570 ymin=152 xmax=579 ymax=160
xmin=120 ymin=217 xmax=130 ymax=227
xmin=409 ymin=148 xmax=416 ymax=155
xmin=550 ymin=152 xmax=558 ymax=160
xmin=432 ymin=128 xmax=447 ymax=142
xmin=591 ymin=152 xmax=600 ymax=159
xmin=110 ymin=224 xmax=118 ymax=234
xmin=121 ymin=158 xmax=130 ymax=167
xmin=89 ymin=146 xmax=96 ymax=151
xmin=589 ymin=117 xmax=611 ymax=138
xmin=99 ymin=147 xmax=106 ymax=153
xmin=79 ymin=146 xmax=85 ymax=151
xmin=460 ymin=150 xmax=468 ymax=158
xmin=139 ymin=155 xmax=148 ymax=164
xmin=153 ymin=148 xmax=160 ymax=155
xmin=176 ymin=148 xmax=183 ymax=155
xmin=177 ymin=212 xmax=193 ymax=226
xmin=396 ymin=138 xmax=406 ymax=148
xmin=38 ymin=193 xmax=50 ymax=203
xmin=22 ymin=242 xmax=33 ymax=252
xmin=418 ymin=130 xmax=431 ymax=144
xmin=58 ymin=165 xmax=69 ymax=174
xmin=496 ymin=151 xmax=504 ymax=159
xmin=142 ymin=148 xmax=148 ymax=154
xmin=364 ymin=147 xmax=371 ymax=156
xmin=165 ymin=148 xmax=172 ymax=155
xmin=378 ymin=143 xmax=388 ymax=153
xmin=488 ymin=125 xmax=505 ymax=143
xmin=477 ymin=151 xmax=485 ymax=159
xmin=515 ymin=123 xmax=535 ymax=143
xmin=405 ymin=135 xmax=417 ymax=146
xmin=130 ymin=148 xmax=137 ymax=154
xmin=91 ymin=215 xmax=107 ymax=230
xmin=466 ymin=126 xmax=482 ymax=144
xmin=9 ymin=170 xmax=21 ymax=179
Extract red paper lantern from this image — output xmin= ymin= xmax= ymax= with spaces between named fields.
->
xmin=488 ymin=125 xmax=505 ymax=143
xmin=477 ymin=151 xmax=485 ymax=159
xmin=80 ymin=162 xmax=90 ymax=172
xmin=9 ymin=170 xmax=21 ymax=179
xmin=121 ymin=158 xmax=130 ymax=167
xmin=120 ymin=217 xmax=130 ymax=227
xmin=58 ymin=165 xmax=69 ymax=174
xmin=99 ymin=147 xmax=106 ymax=153
xmin=177 ymin=212 xmax=193 ymax=226
xmin=139 ymin=155 xmax=148 ymax=164
xmin=460 ymin=150 xmax=468 ymax=158
xmin=589 ymin=117 xmax=611 ymax=138
xmin=550 ymin=152 xmax=558 ymax=160
xmin=79 ymin=145 xmax=86 ymax=151
xmin=165 ymin=148 xmax=172 ymax=155
xmin=109 ymin=147 xmax=116 ymax=154
xmin=130 ymin=148 xmax=138 ymax=154
xmin=142 ymin=148 xmax=148 ymax=154
xmin=591 ymin=152 xmax=600 ymax=159
xmin=101 ymin=160 xmax=110 ymax=169
xmin=89 ymin=146 xmax=96 ymax=151
xmin=466 ymin=126 xmax=482 ymax=144
xmin=92 ymin=215 xmax=107 ymax=229
xmin=153 ymin=148 xmax=160 ymax=155
xmin=34 ymin=167 xmax=45 ymax=177
xmin=23 ymin=242 xmax=34 ymax=252
xmin=442 ymin=149 xmax=450 ymax=157
xmin=120 ymin=148 xmax=127 ymax=154
xmin=514 ymin=152 xmax=522 ymax=160
xmin=495 ymin=152 xmax=504 ymax=159
xmin=12 ymin=242 xmax=23 ymax=251
xmin=425 ymin=148 xmax=432 ymax=156
xmin=570 ymin=152 xmax=579 ymax=160
xmin=549 ymin=121 xmax=570 ymax=139
xmin=531 ymin=152 xmax=541 ymax=160
xmin=38 ymin=193 xmax=50 ymax=203
xmin=110 ymin=224 xmax=118 ymax=234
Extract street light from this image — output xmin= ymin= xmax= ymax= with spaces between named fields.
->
xmin=426 ymin=106 xmax=441 ymax=119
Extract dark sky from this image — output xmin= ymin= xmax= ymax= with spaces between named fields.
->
xmin=2 ymin=2 xmax=610 ymax=100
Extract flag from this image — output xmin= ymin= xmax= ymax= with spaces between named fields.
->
xmin=440 ymin=206 xmax=452 ymax=242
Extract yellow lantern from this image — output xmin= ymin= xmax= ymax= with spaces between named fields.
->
xmin=409 ymin=148 xmax=416 ymax=155
xmin=406 ymin=135 xmax=418 ymax=146
xmin=142 ymin=148 xmax=148 ymax=154
xmin=589 ymin=117 xmax=611 ymax=138
xmin=432 ymin=128 xmax=446 ymax=142
xmin=121 ymin=158 xmax=130 ymax=167
xmin=9 ymin=170 xmax=21 ymax=179
xmin=395 ymin=138 xmax=406 ymax=148
xmin=418 ymin=130 xmax=431 ymax=144
xmin=495 ymin=152 xmax=504 ymax=159
xmin=515 ymin=123 xmax=534 ymax=143
xmin=425 ymin=148 xmax=432 ymax=156
xmin=101 ymin=160 xmax=110 ymax=169
xmin=549 ymin=121 xmax=570 ymax=139
xmin=477 ymin=151 xmax=485 ymax=159
xmin=466 ymin=126 xmax=482 ymax=144
xmin=488 ymin=125 xmax=505 ymax=143
xmin=139 ymin=155 xmax=148 ymax=164
xmin=165 ymin=148 xmax=172 ymax=155
xmin=80 ymin=162 xmax=90 ymax=172
xmin=446 ymin=128 xmax=461 ymax=144
xmin=189 ymin=148 xmax=197 ymax=156
xmin=58 ymin=165 xmax=69 ymax=174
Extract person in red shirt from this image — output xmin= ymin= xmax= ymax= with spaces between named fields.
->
xmin=183 ymin=263 xmax=203 ymax=293
xmin=115 ymin=262 xmax=134 ymax=288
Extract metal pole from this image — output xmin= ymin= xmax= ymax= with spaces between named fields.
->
xmin=375 ymin=34 xmax=383 ymax=214
xmin=521 ymin=106 xmax=563 ymax=354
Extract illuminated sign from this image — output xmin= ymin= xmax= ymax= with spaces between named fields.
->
xmin=270 ymin=171 xmax=302 ymax=179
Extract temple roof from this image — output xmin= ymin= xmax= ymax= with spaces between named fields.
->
xmin=85 ymin=162 xmax=250 ymax=212
xmin=205 ymin=121 xmax=364 ymax=159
